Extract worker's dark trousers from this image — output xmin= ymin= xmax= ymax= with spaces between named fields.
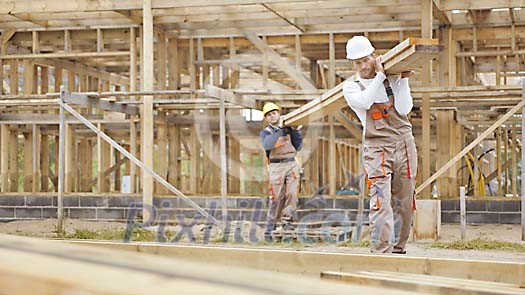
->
xmin=265 ymin=161 xmax=300 ymax=234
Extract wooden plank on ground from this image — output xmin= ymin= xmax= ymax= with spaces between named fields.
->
xmin=321 ymin=271 xmax=525 ymax=295
xmin=0 ymin=234 xmax=394 ymax=295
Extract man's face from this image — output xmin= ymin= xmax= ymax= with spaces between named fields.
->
xmin=265 ymin=110 xmax=280 ymax=125
xmin=351 ymin=54 xmax=376 ymax=79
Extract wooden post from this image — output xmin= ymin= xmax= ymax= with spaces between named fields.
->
xmin=142 ymin=0 xmax=155 ymax=220
xmin=168 ymin=125 xmax=180 ymax=189
xmin=97 ymin=29 xmax=104 ymax=53
xmin=79 ymin=138 xmax=92 ymax=192
xmin=168 ymin=36 xmax=179 ymax=90
xmin=41 ymin=133 xmax=49 ymax=192
xmin=156 ymin=110 xmax=168 ymax=194
xmin=97 ymin=123 xmax=109 ymax=193
xmin=262 ymin=36 xmax=268 ymax=89
xmin=31 ymin=125 xmax=40 ymax=192
xmin=329 ymin=116 xmax=336 ymax=195
xmin=189 ymin=38 xmax=196 ymax=92
xmin=190 ymin=126 xmax=199 ymax=194
xmin=328 ymin=33 xmax=335 ymax=89
xmin=219 ymin=93 xmax=228 ymax=220
xmin=228 ymin=134 xmax=240 ymax=194
xmin=54 ymin=67 xmax=62 ymax=92
xmin=229 ymin=37 xmax=239 ymax=88
xmin=504 ymin=127 xmax=509 ymax=195
xmin=460 ymin=186 xmax=466 ymax=240
xmin=295 ymin=34 xmax=302 ymax=74
xmin=129 ymin=27 xmax=138 ymax=194
xmin=9 ymin=60 xmax=18 ymax=95
xmin=521 ymin=82 xmax=525 ymax=241
xmin=64 ymin=124 xmax=74 ymax=192
xmin=130 ymin=121 xmax=137 ymax=193
xmin=57 ymin=90 xmax=66 ymax=234
xmin=9 ymin=130 xmax=18 ymax=192
xmin=512 ymin=124 xmax=518 ymax=197
xmin=420 ymin=0 xmax=432 ymax=198
xmin=0 ymin=126 xmax=9 ymax=192
xmin=157 ymin=31 xmax=167 ymax=91
xmin=496 ymin=128 xmax=502 ymax=196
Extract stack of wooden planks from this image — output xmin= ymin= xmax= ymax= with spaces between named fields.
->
xmin=282 ymin=38 xmax=440 ymax=127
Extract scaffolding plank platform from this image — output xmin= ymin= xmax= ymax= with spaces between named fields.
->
xmin=283 ymin=38 xmax=440 ymax=126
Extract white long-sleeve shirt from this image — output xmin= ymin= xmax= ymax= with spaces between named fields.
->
xmin=342 ymin=72 xmax=413 ymax=133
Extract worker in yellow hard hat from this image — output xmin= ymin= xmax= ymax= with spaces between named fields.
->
xmin=343 ymin=35 xmax=417 ymax=254
xmin=259 ymin=102 xmax=302 ymax=242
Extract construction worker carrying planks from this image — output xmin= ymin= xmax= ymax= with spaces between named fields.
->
xmin=260 ymin=102 xmax=303 ymax=242
xmin=343 ymin=36 xmax=417 ymax=254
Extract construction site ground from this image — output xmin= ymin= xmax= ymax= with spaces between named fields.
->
xmin=0 ymin=219 xmax=524 ymax=263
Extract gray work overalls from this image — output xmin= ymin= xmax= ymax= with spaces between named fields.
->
xmin=264 ymin=127 xmax=300 ymax=235
xmin=357 ymin=79 xmax=418 ymax=253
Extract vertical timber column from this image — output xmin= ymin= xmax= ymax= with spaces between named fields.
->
xmin=97 ymin=123 xmax=110 ymax=193
xmin=328 ymin=117 xmax=336 ymax=195
xmin=41 ymin=132 xmax=49 ymax=192
xmin=228 ymin=130 xmax=240 ymax=195
xmin=262 ymin=36 xmax=268 ymax=89
xmin=23 ymin=60 xmax=35 ymax=192
xmin=190 ymin=126 xmax=200 ymax=194
xmin=0 ymin=125 xmax=8 ymax=192
xmin=41 ymin=65 xmax=49 ymax=194
xmin=496 ymin=128 xmax=502 ymax=196
xmin=512 ymin=124 xmax=518 ymax=197
xmin=142 ymin=0 xmax=155 ymax=218
xmin=420 ymin=0 xmax=432 ymax=197
xmin=156 ymin=111 xmax=168 ymax=194
xmin=328 ymin=33 xmax=336 ymax=195
xmin=168 ymin=125 xmax=180 ymax=189
xmin=129 ymin=27 xmax=138 ymax=193
xmin=229 ymin=37 xmax=239 ymax=88
xmin=32 ymin=125 xmax=40 ymax=192
xmin=64 ymin=124 xmax=74 ymax=192
xmin=168 ymin=36 xmax=180 ymax=90
xmin=9 ymin=129 xmax=18 ymax=192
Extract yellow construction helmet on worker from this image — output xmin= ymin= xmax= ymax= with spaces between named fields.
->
xmin=346 ymin=35 xmax=375 ymax=60
xmin=262 ymin=102 xmax=280 ymax=116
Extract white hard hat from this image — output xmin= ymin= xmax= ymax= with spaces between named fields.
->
xmin=346 ymin=36 xmax=375 ymax=60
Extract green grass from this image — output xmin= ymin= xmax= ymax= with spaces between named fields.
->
xmin=58 ymin=227 xmax=156 ymax=242
xmin=337 ymin=240 xmax=370 ymax=248
xmin=429 ymin=238 xmax=525 ymax=252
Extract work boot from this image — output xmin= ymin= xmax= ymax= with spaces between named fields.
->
xmin=392 ymin=247 xmax=406 ymax=254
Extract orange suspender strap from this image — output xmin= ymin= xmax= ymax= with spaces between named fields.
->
xmin=404 ymin=142 xmax=412 ymax=179
xmin=381 ymin=150 xmax=386 ymax=176
xmin=412 ymin=192 xmax=417 ymax=210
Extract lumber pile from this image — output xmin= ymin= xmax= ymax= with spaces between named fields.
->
xmin=282 ymin=38 xmax=440 ymax=127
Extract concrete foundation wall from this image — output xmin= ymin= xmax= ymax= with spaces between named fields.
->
xmin=0 ymin=195 xmax=521 ymax=224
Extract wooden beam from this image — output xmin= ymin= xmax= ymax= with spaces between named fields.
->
xmin=35 ymin=59 xmax=130 ymax=86
xmin=321 ymin=270 xmax=524 ymax=294
xmin=62 ymin=93 xmax=139 ymax=115
xmin=0 ymin=51 xmax=130 ymax=59
xmin=205 ymin=85 xmax=257 ymax=109
xmin=244 ymin=32 xmax=317 ymax=91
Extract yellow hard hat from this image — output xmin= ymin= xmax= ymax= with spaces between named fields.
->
xmin=262 ymin=102 xmax=280 ymax=115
